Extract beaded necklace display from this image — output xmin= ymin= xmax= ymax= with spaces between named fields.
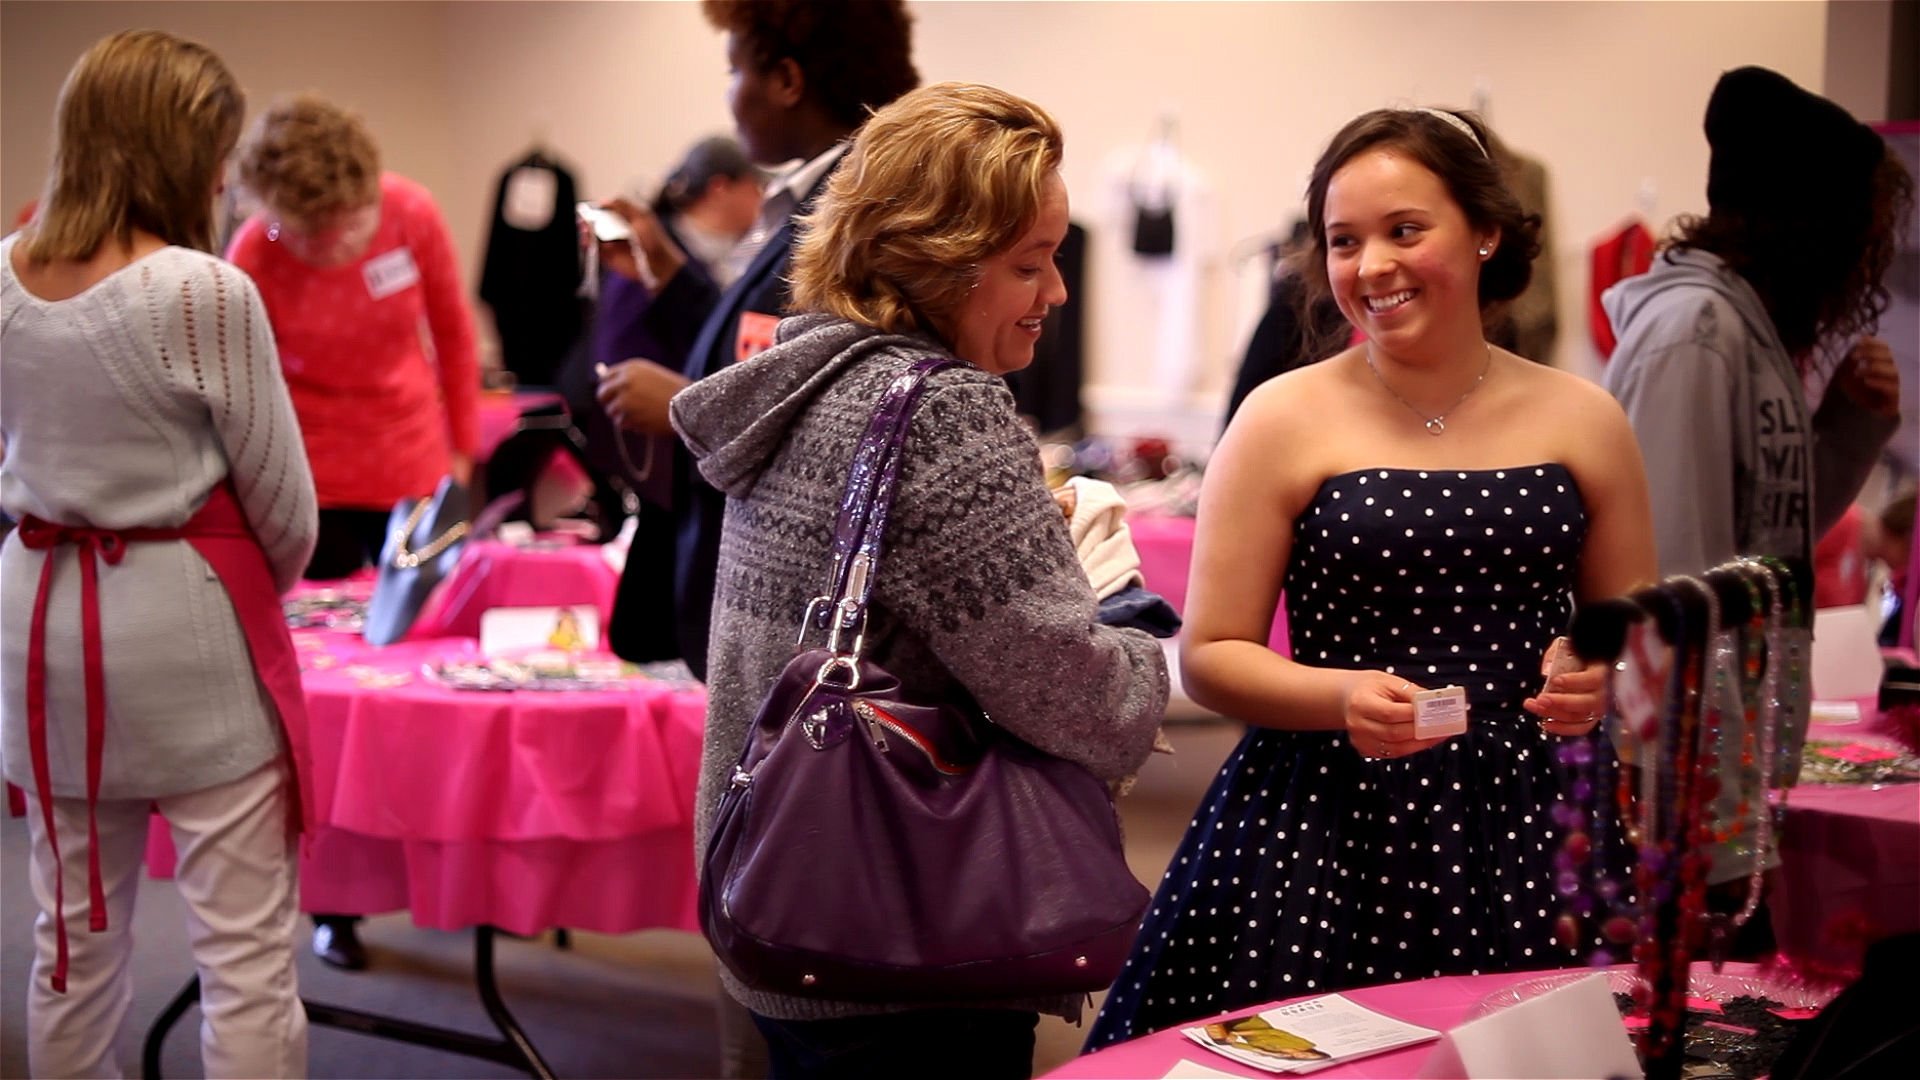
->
xmin=1633 ymin=588 xmax=1695 ymax=1070
xmin=1562 ymin=558 xmax=1810 ymax=1080
xmin=1727 ymin=560 xmax=1784 ymax=932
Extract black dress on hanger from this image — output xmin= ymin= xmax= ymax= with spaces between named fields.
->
xmin=478 ymin=148 xmax=586 ymax=388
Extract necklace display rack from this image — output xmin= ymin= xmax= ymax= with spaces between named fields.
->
xmin=1568 ymin=557 xmax=1812 ymax=1080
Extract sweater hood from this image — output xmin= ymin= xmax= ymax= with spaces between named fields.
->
xmin=1602 ymin=247 xmax=1780 ymax=349
xmin=668 ymin=313 xmax=949 ymax=496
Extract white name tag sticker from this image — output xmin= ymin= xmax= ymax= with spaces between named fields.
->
xmin=363 ymin=247 xmax=421 ymax=300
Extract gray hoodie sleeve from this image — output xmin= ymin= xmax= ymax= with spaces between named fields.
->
xmin=875 ymin=378 xmax=1170 ymax=782
xmin=1605 ymin=306 xmax=1743 ymax=578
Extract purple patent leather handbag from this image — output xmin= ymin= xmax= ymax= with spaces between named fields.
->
xmin=700 ymin=358 xmax=1150 ymax=1003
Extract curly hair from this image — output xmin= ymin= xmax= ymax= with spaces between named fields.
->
xmin=1298 ymin=108 xmax=1541 ymax=323
xmin=236 ymin=93 xmax=381 ymax=224
xmin=23 ymin=29 xmax=244 ymax=261
xmin=789 ymin=82 xmax=1063 ymax=338
xmin=701 ymin=0 xmax=917 ymax=129
xmin=1670 ymin=147 xmax=1914 ymax=359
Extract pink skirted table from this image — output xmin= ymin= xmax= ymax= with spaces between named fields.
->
xmin=476 ymin=389 xmax=565 ymax=462
xmin=407 ymin=538 xmax=621 ymax=646
xmin=1768 ymin=697 xmax=1920 ymax=976
xmin=1050 ymin=963 xmax=1772 ymax=1078
xmin=137 ymin=614 xmax=705 ymax=1077
xmin=1131 ymin=514 xmax=1289 ymax=652
xmin=1050 ymin=963 xmax=1750 ymax=1078
xmin=144 ymin=626 xmax=704 ymax=936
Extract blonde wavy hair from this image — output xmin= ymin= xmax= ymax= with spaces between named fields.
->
xmin=21 ymin=29 xmax=243 ymax=262
xmin=237 ymin=93 xmax=381 ymax=224
xmin=790 ymin=82 xmax=1064 ymax=337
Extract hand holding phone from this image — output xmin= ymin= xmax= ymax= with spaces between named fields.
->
xmin=577 ymin=202 xmax=633 ymax=243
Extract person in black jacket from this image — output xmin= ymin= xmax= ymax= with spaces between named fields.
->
xmin=566 ymin=136 xmax=762 ymax=661
xmin=592 ymin=0 xmax=918 ymax=681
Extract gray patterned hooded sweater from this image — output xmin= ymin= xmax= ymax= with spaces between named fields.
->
xmin=669 ymin=313 xmax=1170 ymax=1022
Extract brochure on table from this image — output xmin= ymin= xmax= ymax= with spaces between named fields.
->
xmin=1181 ymin=993 xmax=1440 ymax=1074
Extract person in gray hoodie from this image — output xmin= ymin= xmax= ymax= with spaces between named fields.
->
xmin=1604 ymin=67 xmax=1911 ymax=908
xmin=669 ymin=84 xmax=1168 ymax=1078
xmin=1605 ymin=66 xmax=1908 ymax=584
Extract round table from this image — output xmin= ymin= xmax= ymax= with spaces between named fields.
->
xmin=1768 ymin=696 xmax=1920 ymax=975
xmin=144 ymin=619 xmax=704 ymax=936
xmin=1132 ymin=513 xmax=1289 ymax=652
xmin=1048 ymin=963 xmax=1770 ymax=1078
xmin=408 ymin=538 xmax=622 ymax=646
xmin=133 ymin=599 xmax=705 ymax=1077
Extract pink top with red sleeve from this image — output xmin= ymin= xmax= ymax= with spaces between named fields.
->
xmin=228 ymin=172 xmax=480 ymax=510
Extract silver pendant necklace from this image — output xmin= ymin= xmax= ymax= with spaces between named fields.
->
xmin=1365 ymin=343 xmax=1493 ymax=436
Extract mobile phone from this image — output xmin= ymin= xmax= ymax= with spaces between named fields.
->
xmin=576 ymin=202 xmax=632 ymax=243
xmin=1538 ymin=635 xmax=1581 ymax=696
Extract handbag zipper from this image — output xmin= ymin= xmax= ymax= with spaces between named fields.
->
xmin=852 ymin=700 xmax=969 ymax=775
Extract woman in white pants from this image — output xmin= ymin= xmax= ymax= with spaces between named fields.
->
xmin=2 ymin=30 xmax=319 ymax=1078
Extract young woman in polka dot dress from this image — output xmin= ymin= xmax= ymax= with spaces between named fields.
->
xmin=1087 ymin=108 xmax=1657 ymax=1049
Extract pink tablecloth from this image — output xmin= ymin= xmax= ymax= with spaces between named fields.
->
xmin=1050 ymin=964 xmax=1766 ymax=1078
xmin=408 ymin=539 xmax=620 ymax=644
xmin=1131 ymin=514 xmax=1289 ymax=652
xmin=1768 ymin=699 xmax=1920 ymax=974
xmin=476 ymin=390 xmax=564 ymax=462
xmin=145 ymin=628 xmax=705 ymax=936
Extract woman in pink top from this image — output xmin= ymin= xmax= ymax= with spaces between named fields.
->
xmin=227 ymin=93 xmax=481 ymax=970
xmin=228 ymin=93 xmax=480 ymax=582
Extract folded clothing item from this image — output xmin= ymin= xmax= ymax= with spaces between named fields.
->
xmin=1065 ymin=476 xmax=1145 ymax=600
xmin=1098 ymin=584 xmax=1182 ymax=639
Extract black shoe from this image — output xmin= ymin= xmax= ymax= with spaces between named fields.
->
xmin=312 ymin=921 xmax=369 ymax=971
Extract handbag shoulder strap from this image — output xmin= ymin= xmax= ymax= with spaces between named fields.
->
xmin=811 ymin=356 xmax=958 ymax=650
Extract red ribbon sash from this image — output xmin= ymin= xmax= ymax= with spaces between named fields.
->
xmin=17 ymin=485 xmax=311 ymax=993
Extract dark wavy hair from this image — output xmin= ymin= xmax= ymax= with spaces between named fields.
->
xmin=1297 ymin=108 xmax=1541 ymax=331
xmin=701 ymin=0 xmax=918 ymax=130
xmin=1669 ymin=147 xmax=1914 ymax=360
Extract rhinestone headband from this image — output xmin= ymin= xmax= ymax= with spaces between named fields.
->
xmin=1410 ymin=107 xmax=1489 ymax=159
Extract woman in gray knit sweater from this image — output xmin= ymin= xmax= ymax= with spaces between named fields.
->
xmin=669 ymin=83 xmax=1169 ymax=1078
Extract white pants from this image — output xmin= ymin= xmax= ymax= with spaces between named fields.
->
xmin=25 ymin=759 xmax=308 ymax=1079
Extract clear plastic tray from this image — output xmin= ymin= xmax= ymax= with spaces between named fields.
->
xmin=1467 ymin=967 xmax=1837 ymax=1021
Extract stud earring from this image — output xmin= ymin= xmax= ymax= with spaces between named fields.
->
xmin=1477 ymin=245 xmax=1491 ymax=258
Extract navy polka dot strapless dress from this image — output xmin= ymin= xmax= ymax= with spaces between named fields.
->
xmin=1087 ymin=464 xmax=1617 ymax=1049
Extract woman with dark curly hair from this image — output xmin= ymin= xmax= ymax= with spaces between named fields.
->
xmin=1085 ymin=105 xmax=1656 ymax=1049
xmin=1604 ymin=66 xmax=1912 ymax=898
xmin=1606 ymin=66 xmax=1909 ymax=583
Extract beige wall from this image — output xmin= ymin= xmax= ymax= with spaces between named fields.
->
xmin=1 ymin=1 xmax=458 ymax=243
xmin=2 ymin=0 xmax=1846 ymax=441
xmin=1823 ymin=0 xmax=1895 ymax=121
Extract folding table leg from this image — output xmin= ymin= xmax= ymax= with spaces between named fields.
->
xmin=139 ymin=926 xmax=556 ymax=1079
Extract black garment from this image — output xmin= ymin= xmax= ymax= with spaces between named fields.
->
xmin=750 ymin=1008 xmax=1038 ymax=1080
xmin=556 ymin=213 xmax=711 ymax=513
xmin=1224 ymin=274 xmax=1348 ymax=428
xmin=1088 ymin=465 xmax=1623 ymax=1048
xmin=606 ymin=499 xmax=681 ymax=662
xmin=479 ymin=151 xmax=586 ymax=388
xmin=305 ymin=508 xmax=390 ymax=580
xmin=1003 ymin=222 xmax=1087 ymax=435
xmin=1772 ymin=932 xmax=1920 ymax=1079
xmin=615 ymin=163 xmax=840 ymax=681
